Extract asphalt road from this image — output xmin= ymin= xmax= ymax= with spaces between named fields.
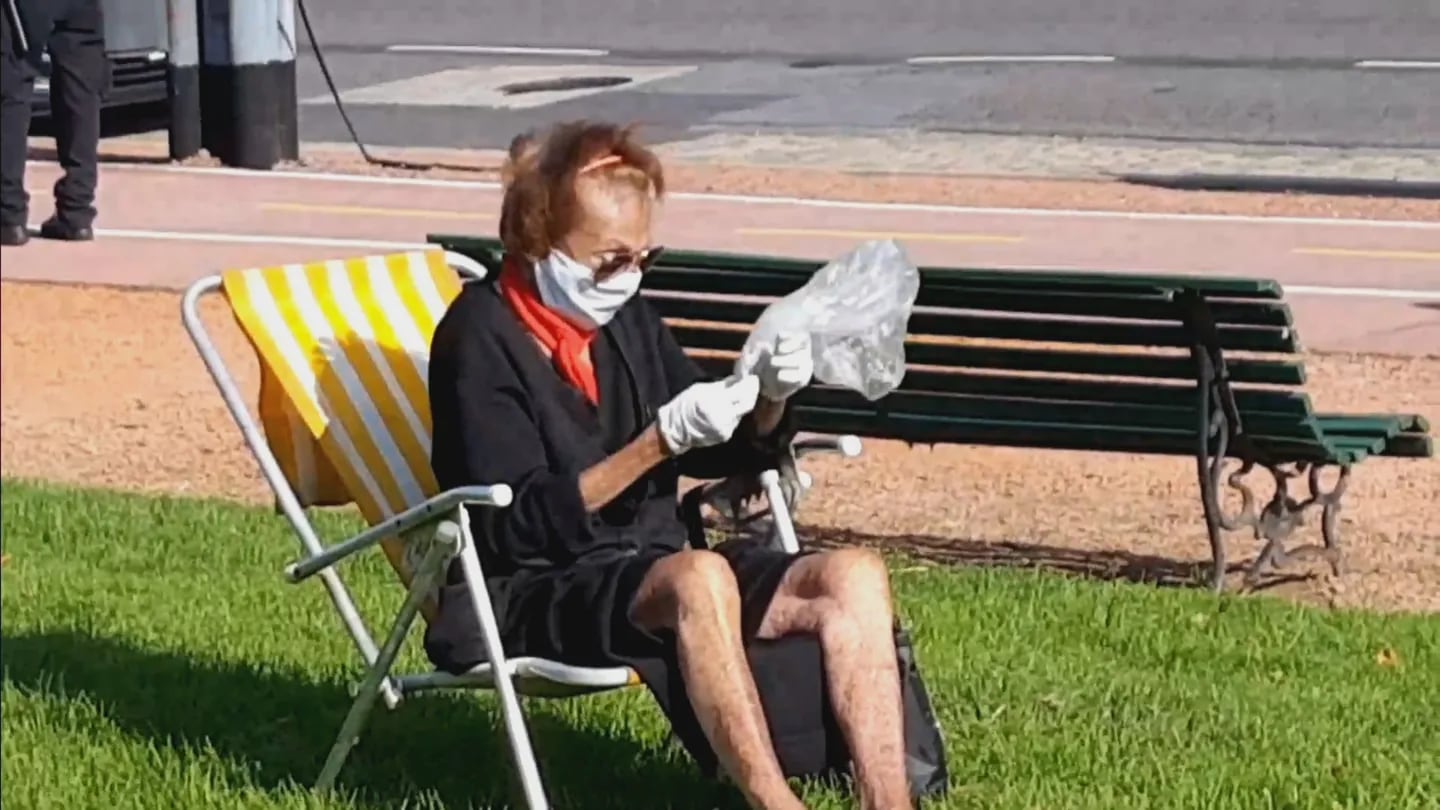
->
xmin=291 ymin=0 xmax=1440 ymax=152
xmin=300 ymin=0 xmax=1438 ymax=61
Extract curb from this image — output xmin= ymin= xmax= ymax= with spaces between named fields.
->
xmin=1115 ymin=173 xmax=1440 ymax=200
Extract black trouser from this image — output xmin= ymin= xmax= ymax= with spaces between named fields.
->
xmin=0 ymin=0 xmax=105 ymax=229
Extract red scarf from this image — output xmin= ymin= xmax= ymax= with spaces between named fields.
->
xmin=499 ymin=255 xmax=600 ymax=405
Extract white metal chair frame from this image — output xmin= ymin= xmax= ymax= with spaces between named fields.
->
xmin=180 ymin=250 xmax=863 ymax=810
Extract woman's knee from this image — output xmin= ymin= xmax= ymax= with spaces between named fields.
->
xmin=819 ymin=547 xmax=891 ymax=602
xmin=637 ymin=549 xmax=739 ymax=625
xmin=667 ymin=549 xmax=739 ymax=599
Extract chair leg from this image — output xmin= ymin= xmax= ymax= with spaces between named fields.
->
xmin=454 ymin=513 xmax=550 ymax=810
xmin=315 ymin=528 xmax=456 ymax=793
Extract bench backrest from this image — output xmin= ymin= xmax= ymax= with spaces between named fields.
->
xmin=432 ymin=234 xmax=1306 ymax=378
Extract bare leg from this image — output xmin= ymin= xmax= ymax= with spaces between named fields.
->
xmin=758 ymin=548 xmax=911 ymax=810
xmin=632 ymin=550 xmax=805 ymax=810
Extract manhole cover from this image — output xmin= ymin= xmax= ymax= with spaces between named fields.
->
xmin=498 ymin=76 xmax=632 ymax=95
xmin=790 ymin=59 xmax=835 ymax=69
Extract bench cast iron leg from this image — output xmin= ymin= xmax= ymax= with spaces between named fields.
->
xmin=1177 ymin=289 xmax=1351 ymax=592
xmin=1317 ymin=465 xmax=1350 ymax=576
xmin=1196 ymin=426 xmax=1230 ymax=593
xmin=1222 ymin=462 xmax=1352 ymax=588
xmin=1189 ymin=332 xmax=1237 ymax=593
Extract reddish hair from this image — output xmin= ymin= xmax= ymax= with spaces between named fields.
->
xmin=498 ymin=121 xmax=666 ymax=259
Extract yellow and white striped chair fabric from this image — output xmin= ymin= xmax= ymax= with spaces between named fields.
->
xmin=223 ymin=249 xmax=463 ymax=590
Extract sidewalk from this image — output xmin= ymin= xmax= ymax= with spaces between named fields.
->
xmin=3 ymin=158 xmax=1438 ymax=354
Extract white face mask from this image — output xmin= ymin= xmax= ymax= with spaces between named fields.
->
xmin=532 ymin=250 xmax=643 ymax=330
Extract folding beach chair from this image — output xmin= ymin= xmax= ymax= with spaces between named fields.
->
xmin=180 ymin=247 xmax=862 ymax=809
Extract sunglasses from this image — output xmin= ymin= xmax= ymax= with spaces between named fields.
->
xmin=595 ymin=245 xmax=665 ymax=280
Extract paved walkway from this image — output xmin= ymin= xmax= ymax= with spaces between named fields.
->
xmin=3 ymin=160 xmax=1438 ymax=354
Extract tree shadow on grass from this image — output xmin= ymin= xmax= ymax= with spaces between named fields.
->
xmin=1 ymin=629 xmax=742 ymax=810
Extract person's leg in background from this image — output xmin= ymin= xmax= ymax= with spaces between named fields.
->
xmin=41 ymin=0 xmax=104 ymax=240
xmin=0 ymin=1 xmax=37 ymax=246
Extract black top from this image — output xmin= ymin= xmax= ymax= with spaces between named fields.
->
xmin=428 ymin=282 xmax=790 ymax=579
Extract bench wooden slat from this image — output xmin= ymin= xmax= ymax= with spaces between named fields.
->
xmin=1315 ymin=414 xmax=1434 ymax=459
xmin=649 ymin=295 xmax=1297 ymax=353
xmin=642 ymin=267 xmax=1294 ymax=328
xmin=1314 ymin=415 xmax=1409 ymax=438
xmin=792 ymin=407 xmax=1370 ymax=465
xmin=691 ymin=355 xmax=1315 ymax=416
xmin=1377 ymin=433 xmax=1434 ymax=458
xmin=1318 ymin=413 xmax=1430 ymax=434
xmin=912 ymin=286 xmax=1293 ymax=328
xmin=797 ymin=387 xmax=1327 ymax=440
xmin=918 ymin=267 xmax=1284 ymax=299
xmin=642 ymin=245 xmax=1286 ymax=299
xmin=671 ymin=325 xmax=1307 ymax=386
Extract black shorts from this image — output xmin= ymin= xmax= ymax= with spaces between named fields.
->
xmin=423 ymin=537 xmax=837 ymax=778
xmin=424 ymin=536 xmax=808 ymax=677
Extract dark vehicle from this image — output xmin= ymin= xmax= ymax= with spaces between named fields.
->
xmin=31 ymin=0 xmax=168 ymax=119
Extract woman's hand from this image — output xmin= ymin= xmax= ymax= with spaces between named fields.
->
xmin=579 ymin=375 xmax=759 ymax=510
xmin=657 ymin=375 xmax=762 ymax=455
xmin=756 ymin=332 xmax=814 ymax=403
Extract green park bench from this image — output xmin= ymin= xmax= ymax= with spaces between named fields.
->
xmin=430 ymin=234 xmax=1433 ymax=592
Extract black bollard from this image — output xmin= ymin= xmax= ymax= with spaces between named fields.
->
xmin=197 ymin=0 xmax=298 ymax=170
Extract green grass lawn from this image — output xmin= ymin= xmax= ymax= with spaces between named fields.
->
xmin=2 ymin=479 xmax=1438 ymax=810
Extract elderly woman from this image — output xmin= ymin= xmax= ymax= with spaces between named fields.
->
xmin=425 ymin=121 xmax=911 ymax=810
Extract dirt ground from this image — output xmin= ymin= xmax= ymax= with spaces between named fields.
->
xmin=3 ymin=279 xmax=1436 ymax=613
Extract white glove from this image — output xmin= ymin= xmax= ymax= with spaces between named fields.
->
xmin=755 ymin=331 xmax=814 ymax=402
xmin=657 ymin=375 xmax=761 ymax=455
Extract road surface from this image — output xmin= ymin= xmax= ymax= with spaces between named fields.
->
xmin=3 ymin=161 xmax=1437 ymax=354
xmin=289 ymin=0 xmax=1440 ymax=151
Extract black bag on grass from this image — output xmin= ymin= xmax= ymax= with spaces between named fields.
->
xmin=668 ymin=625 xmax=950 ymax=801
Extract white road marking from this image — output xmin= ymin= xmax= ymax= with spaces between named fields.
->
xmin=29 ymin=225 xmax=1440 ymax=302
xmin=385 ymin=44 xmax=610 ymax=57
xmin=907 ymin=54 xmax=1116 ymax=65
xmin=49 ymin=160 xmax=1440 ymax=231
xmin=1354 ymin=60 xmax=1440 ymax=70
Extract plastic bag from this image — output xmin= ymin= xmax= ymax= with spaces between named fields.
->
xmin=735 ymin=239 xmax=920 ymax=401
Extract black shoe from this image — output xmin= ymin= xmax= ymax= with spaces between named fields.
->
xmin=0 ymin=225 xmax=28 ymax=246
xmin=39 ymin=218 xmax=94 ymax=241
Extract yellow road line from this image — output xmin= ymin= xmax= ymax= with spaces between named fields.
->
xmin=735 ymin=227 xmax=1023 ymax=244
xmin=259 ymin=202 xmax=490 ymax=221
xmin=1296 ymin=247 xmax=1440 ymax=262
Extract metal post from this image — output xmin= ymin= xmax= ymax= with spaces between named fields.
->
xmin=275 ymin=0 xmax=298 ymax=161
xmin=198 ymin=0 xmax=298 ymax=169
xmin=166 ymin=0 xmax=202 ymax=160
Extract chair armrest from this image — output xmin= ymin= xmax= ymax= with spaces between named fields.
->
xmin=285 ymin=484 xmax=513 ymax=583
xmin=793 ymin=433 xmax=863 ymax=460
xmin=695 ymin=433 xmax=862 ymax=509
xmin=680 ymin=434 xmax=864 ymax=551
